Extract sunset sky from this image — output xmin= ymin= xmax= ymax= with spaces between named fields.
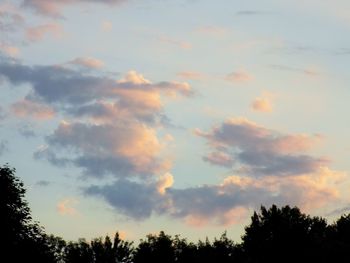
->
xmin=1 ymin=0 xmax=350 ymax=242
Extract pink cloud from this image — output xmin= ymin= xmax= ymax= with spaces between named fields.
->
xmin=26 ymin=23 xmax=63 ymax=42
xmin=57 ymin=198 xmax=79 ymax=216
xmin=68 ymin=57 xmax=104 ymax=69
xmin=251 ymin=97 xmax=273 ymax=112
xmin=22 ymin=0 xmax=126 ymax=17
xmin=0 ymin=44 xmax=20 ymax=57
xmin=156 ymin=173 xmax=174 ymax=195
xmin=11 ymin=99 xmax=55 ymax=120
xmin=101 ymin=21 xmax=113 ymax=32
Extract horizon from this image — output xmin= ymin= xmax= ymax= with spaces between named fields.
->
xmin=1 ymin=0 xmax=350 ymax=243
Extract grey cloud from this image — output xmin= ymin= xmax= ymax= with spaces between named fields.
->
xmin=83 ymin=172 xmax=334 ymax=223
xmin=168 ymin=184 xmax=271 ymax=220
xmin=0 ymin=62 xmax=116 ymax=104
xmin=0 ymin=9 xmax=25 ymax=32
xmin=18 ymin=123 xmax=37 ymax=138
xmin=238 ymin=151 xmax=328 ymax=177
xmin=198 ymin=118 xmax=326 ymax=177
xmin=85 ymin=179 xmax=166 ymax=219
xmin=33 ymin=147 xmax=71 ymax=167
xmin=36 ymin=180 xmax=50 ymax=186
xmin=0 ymin=60 xmax=191 ymax=179
xmin=326 ymin=205 xmax=350 ymax=217
xmin=0 ymin=61 xmax=191 ymax=107
xmin=270 ymin=64 xmax=319 ymax=76
xmin=334 ymin=48 xmax=350 ymax=55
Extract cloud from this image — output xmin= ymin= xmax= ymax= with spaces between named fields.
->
xmin=225 ymin=70 xmax=253 ymax=83
xmin=85 ymin=166 xmax=343 ymax=225
xmin=11 ymin=99 xmax=55 ymax=119
xmin=68 ymin=57 xmax=104 ymax=69
xmin=0 ymin=62 xmax=192 ymax=106
xmin=158 ymin=36 xmax=192 ymax=50
xmin=57 ymin=198 xmax=79 ymax=216
xmin=44 ymin=121 xmax=170 ymax=178
xmin=270 ymin=64 xmax=320 ymax=76
xmin=85 ymin=176 xmax=172 ymax=219
xmin=26 ymin=23 xmax=63 ymax=42
xmin=156 ymin=172 xmax=174 ymax=195
xmin=0 ymin=6 xmax=24 ymax=32
xmin=36 ymin=180 xmax=50 ymax=186
xmin=18 ymin=123 xmax=37 ymax=138
xmin=196 ymin=117 xmax=327 ymax=177
xmin=202 ymin=151 xmax=234 ymax=168
xmin=251 ymin=97 xmax=273 ymax=112
xmin=22 ymin=0 xmax=127 ymax=17
xmin=101 ymin=21 xmax=113 ymax=32
xmin=0 ymin=59 xmax=191 ymax=178
xmin=0 ymin=44 xmax=20 ymax=57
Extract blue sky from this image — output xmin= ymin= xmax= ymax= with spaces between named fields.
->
xmin=1 ymin=0 xmax=350 ymax=242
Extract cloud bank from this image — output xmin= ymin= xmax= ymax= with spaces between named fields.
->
xmin=1 ymin=58 xmax=343 ymax=226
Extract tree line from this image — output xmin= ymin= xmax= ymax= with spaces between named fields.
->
xmin=2 ymin=164 xmax=350 ymax=262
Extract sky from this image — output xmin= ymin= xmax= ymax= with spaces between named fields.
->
xmin=1 ymin=0 xmax=350 ymax=242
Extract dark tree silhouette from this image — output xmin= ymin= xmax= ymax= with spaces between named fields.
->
xmin=173 ymin=235 xmax=197 ymax=263
xmin=242 ymin=205 xmax=328 ymax=263
xmin=112 ymin=232 xmax=134 ymax=263
xmin=65 ymin=238 xmax=94 ymax=263
xmin=0 ymin=164 xmax=56 ymax=262
xmin=133 ymin=231 xmax=175 ymax=263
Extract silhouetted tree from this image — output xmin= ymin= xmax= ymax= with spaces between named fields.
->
xmin=242 ymin=205 xmax=328 ymax=263
xmin=0 ymin=164 xmax=56 ymax=262
xmin=46 ymin=235 xmax=67 ymax=263
xmin=173 ymin=235 xmax=197 ymax=263
xmin=134 ymin=231 xmax=175 ymax=263
xmin=65 ymin=238 xmax=94 ymax=263
xmin=113 ymin=232 xmax=134 ymax=263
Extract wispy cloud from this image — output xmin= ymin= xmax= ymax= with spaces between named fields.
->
xmin=0 ymin=44 xmax=20 ymax=57
xmin=22 ymin=0 xmax=127 ymax=17
xmin=270 ymin=64 xmax=320 ymax=76
xmin=225 ymin=70 xmax=253 ymax=83
xmin=158 ymin=36 xmax=192 ymax=50
xmin=68 ymin=57 xmax=105 ymax=69
xmin=57 ymin=198 xmax=79 ymax=216
xmin=26 ymin=23 xmax=63 ymax=42
xmin=36 ymin=180 xmax=50 ymax=187
xmin=11 ymin=99 xmax=55 ymax=120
